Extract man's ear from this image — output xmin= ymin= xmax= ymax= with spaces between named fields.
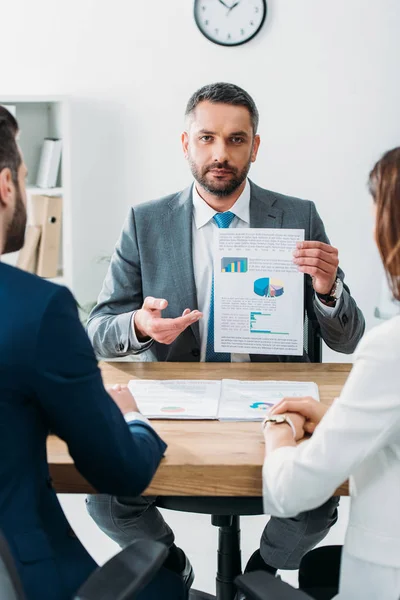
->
xmin=181 ymin=132 xmax=189 ymax=159
xmin=251 ymin=134 xmax=261 ymax=163
xmin=0 ymin=168 xmax=13 ymax=208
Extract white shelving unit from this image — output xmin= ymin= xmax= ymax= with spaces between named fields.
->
xmin=0 ymin=96 xmax=71 ymax=289
xmin=26 ymin=186 xmax=63 ymax=197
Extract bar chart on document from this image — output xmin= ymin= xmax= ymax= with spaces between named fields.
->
xmin=221 ymin=257 xmax=248 ymax=273
xmin=250 ymin=313 xmax=289 ymax=336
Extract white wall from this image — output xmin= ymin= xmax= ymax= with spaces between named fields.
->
xmin=2 ymin=0 xmax=399 ymax=358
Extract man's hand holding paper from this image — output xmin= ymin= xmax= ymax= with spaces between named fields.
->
xmin=293 ymin=241 xmax=339 ymax=295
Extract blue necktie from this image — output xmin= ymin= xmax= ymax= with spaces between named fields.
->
xmin=206 ymin=211 xmax=236 ymax=362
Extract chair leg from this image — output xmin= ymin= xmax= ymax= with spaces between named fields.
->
xmin=212 ymin=515 xmax=242 ymax=600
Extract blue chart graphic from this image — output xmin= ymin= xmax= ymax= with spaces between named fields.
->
xmin=249 ymin=402 xmax=274 ymax=411
xmin=250 ymin=312 xmax=289 ymax=335
xmin=221 ymin=257 xmax=248 ymax=273
xmin=254 ymin=277 xmax=284 ymax=298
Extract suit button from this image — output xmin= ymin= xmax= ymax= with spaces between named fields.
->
xmin=342 ymin=314 xmax=348 ymax=325
xmin=191 ymin=348 xmax=200 ymax=357
xmin=46 ymin=476 xmax=53 ymax=489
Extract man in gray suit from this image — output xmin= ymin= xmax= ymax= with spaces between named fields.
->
xmin=87 ymin=83 xmax=364 ymax=586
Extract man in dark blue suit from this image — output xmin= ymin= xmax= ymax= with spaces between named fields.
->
xmin=0 ymin=109 xmax=187 ymax=599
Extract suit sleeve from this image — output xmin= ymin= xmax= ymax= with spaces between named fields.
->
xmin=306 ymin=201 xmax=365 ymax=354
xmin=34 ymin=285 xmax=166 ymax=496
xmin=86 ymin=207 xmax=153 ymax=358
xmin=263 ymin=324 xmax=400 ymax=517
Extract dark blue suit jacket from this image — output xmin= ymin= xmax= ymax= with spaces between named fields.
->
xmin=0 ymin=263 xmax=167 ymax=600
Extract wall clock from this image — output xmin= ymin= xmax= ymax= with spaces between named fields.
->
xmin=194 ymin=0 xmax=267 ymax=47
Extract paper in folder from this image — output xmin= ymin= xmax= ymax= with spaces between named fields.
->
xmin=128 ymin=379 xmax=319 ymax=421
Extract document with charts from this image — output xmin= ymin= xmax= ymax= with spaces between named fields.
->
xmin=128 ymin=379 xmax=319 ymax=421
xmin=214 ymin=229 xmax=305 ymax=355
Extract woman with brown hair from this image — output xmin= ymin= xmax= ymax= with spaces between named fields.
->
xmin=261 ymin=147 xmax=400 ymax=599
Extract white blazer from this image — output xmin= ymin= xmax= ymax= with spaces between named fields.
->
xmin=263 ymin=316 xmax=400 ymax=600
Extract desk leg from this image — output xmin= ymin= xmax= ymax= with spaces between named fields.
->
xmin=212 ymin=515 xmax=242 ymax=600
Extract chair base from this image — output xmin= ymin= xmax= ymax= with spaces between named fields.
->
xmin=190 ymin=590 xmax=216 ymax=599
xmin=156 ymin=498 xmax=256 ymax=600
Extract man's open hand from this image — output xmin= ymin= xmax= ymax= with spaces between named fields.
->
xmin=134 ymin=296 xmax=203 ymax=344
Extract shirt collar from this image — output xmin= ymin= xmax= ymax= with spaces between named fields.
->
xmin=192 ymin=179 xmax=251 ymax=230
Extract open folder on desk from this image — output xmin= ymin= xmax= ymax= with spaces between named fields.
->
xmin=128 ymin=379 xmax=319 ymax=421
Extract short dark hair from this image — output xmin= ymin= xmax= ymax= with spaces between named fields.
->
xmin=185 ymin=82 xmax=259 ymax=134
xmin=0 ymin=106 xmax=18 ymax=135
xmin=0 ymin=107 xmax=21 ymax=185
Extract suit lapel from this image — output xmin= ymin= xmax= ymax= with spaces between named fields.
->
xmin=249 ymin=181 xmax=283 ymax=228
xmin=166 ymin=186 xmax=200 ymax=345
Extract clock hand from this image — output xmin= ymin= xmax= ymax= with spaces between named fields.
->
xmin=226 ymin=1 xmax=240 ymax=15
xmin=217 ymin=0 xmax=231 ymax=9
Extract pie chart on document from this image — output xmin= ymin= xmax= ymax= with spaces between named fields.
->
xmin=254 ymin=277 xmax=284 ymax=298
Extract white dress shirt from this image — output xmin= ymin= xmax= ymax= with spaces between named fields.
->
xmin=192 ymin=180 xmax=252 ymax=362
xmin=262 ymin=315 xmax=400 ymax=599
xmin=131 ymin=179 xmax=340 ymax=357
xmin=124 ymin=411 xmax=152 ymax=426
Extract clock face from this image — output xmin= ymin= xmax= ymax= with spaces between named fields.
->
xmin=194 ymin=0 xmax=267 ymax=47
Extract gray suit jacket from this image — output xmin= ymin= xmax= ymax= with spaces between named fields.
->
xmin=87 ymin=181 xmax=365 ymax=362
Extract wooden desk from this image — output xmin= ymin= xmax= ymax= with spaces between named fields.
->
xmin=48 ymin=362 xmax=351 ymax=497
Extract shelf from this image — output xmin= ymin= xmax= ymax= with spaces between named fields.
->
xmin=0 ymin=97 xmax=78 ymax=300
xmin=0 ymin=95 xmax=66 ymax=104
xmin=27 ymin=186 xmax=63 ymax=197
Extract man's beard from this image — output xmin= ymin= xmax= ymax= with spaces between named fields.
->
xmin=188 ymin=155 xmax=252 ymax=198
xmin=4 ymin=184 xmax=27 ymax=254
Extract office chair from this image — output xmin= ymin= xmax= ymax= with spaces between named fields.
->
xmin=169 ymin=315 xmax=322 ymax=600
xmin=0 ymin=530 xmax=168 ymax=600
xmin=235 ymin=571 xmax=313 ymax=600
xmin=75 ymin=538 xmax=168 ymax=600
xmin=235 ymin=545 xmax=342 ymax=600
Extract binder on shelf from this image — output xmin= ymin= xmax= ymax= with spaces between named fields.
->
xmin=31 ymin=195 xmax=63 ymax=278
xmin=36 ymin=138 xmax=62 ymax=189
xmin=16 ymin=225 xmax=41 ymax=273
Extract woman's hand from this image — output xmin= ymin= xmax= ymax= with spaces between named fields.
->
xmin=263 ymin=411 xmax=306 ymax=456
xmin=270 ymin=396 xmax=329 ymax=434
xmin=285 ymin=412 xmax=307 ymax=440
